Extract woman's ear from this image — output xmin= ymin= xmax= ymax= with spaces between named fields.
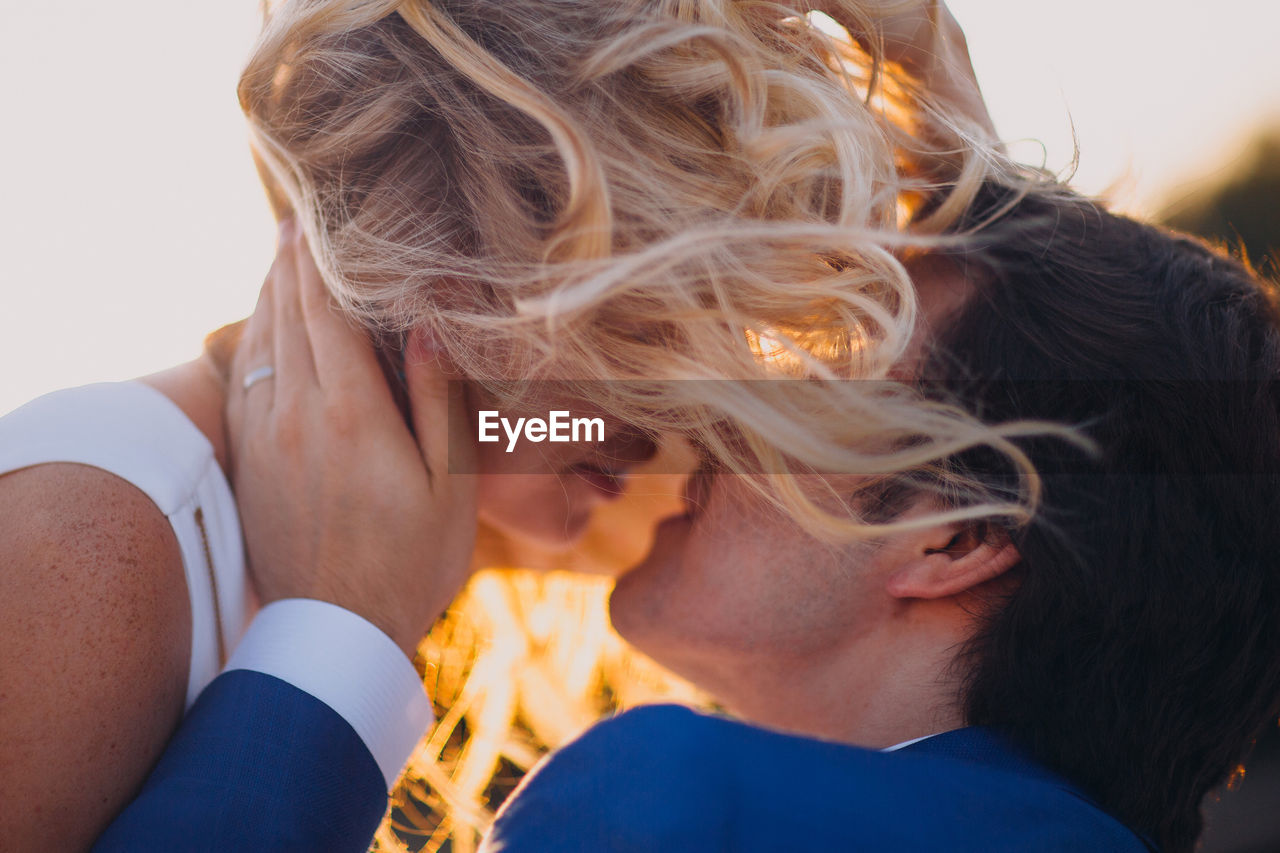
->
xmin=884 ymin=521 xmax=1021 ymax=600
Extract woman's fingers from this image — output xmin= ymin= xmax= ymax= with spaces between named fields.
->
xmin=282 ymin=226 xmax=471 ymax=494
xmin=295 ymin=228 xmax=388 ymax=400
xmin=402 ymin=334 xmax=477 ymax=618
xmin=860 ymin=1 xmax=938 ymax=73
xmin=229 ymin=237 xmax=279 ymax=400
xmin=403 ymin=334 xmax=473 ymax=486
xmin=271 ymin=220 xmax=319 ymax=403
xmin=847 ymin=2 xmax=998 ymax=142
xmin=228 ymin=218 xmax=476 ymax=654
xmin=227 ymin=224 xmax=286 ymax=471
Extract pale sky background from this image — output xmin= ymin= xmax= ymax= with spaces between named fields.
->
xmin=2 ymin=1 xmax=1278 ymax=415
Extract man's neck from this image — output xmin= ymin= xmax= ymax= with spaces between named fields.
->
xmin=706 ymin=620 xmax=968 ymax=749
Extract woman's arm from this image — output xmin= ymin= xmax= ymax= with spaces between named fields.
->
xmin=90 ymin=221 xmax=475 ymax=851
xmin=0 ymin=463 xmax=191 ymax=851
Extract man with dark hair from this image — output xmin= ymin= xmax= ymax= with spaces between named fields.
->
xmin=485 ymin=185 xmax=1280 ymax=853
xmin=856 ymin=185 xmax=1280 ymax=850
xmin=919 ymin=186 xmax=1280 ymax=851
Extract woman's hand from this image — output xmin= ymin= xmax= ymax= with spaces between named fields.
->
xmin=228 ymin=221 xmax=477 ymax=656
xmin=807 ymin=1 xmax=998 ymax=141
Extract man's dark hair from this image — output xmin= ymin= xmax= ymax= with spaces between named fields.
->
xmin=921 ymin=184 xmax=1280 ymax=853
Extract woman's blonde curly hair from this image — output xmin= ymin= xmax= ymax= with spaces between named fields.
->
xmin=239 ymin=1 xmax=1040 ymax=848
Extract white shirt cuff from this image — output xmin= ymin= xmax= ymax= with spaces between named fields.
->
xmin=224 ymin=598 xmax=434 ymax=790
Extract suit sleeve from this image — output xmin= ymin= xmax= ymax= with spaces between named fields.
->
xmin=482 ymin=706 xmax=729 ymax=853
xmin=93 ymin=599 xmax=434 ymax=852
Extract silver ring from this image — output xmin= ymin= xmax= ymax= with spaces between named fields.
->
xmin=242 ymin=365 xmax=276 ymax=391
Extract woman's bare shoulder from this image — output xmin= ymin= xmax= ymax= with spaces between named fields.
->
xmin=0 ymin=462 xmax=191 ymax=850
xmin=0 ymin=462 xmax=190 ymax=630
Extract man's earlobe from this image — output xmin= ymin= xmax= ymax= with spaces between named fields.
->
xmin=885 ymin=523 xmax=1021 ymax=600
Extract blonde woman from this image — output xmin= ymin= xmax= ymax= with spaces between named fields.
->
xmin=0 ymin=1 xmax=1017 ymax=850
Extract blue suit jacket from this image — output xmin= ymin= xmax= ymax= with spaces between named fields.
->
xmin=93 ymin=670 xmax=387 ymax=852
xmin=97 ymin=683 xmax=1154 ymax=852
xmin=485 ymin=705 xmax=1156 ymax=852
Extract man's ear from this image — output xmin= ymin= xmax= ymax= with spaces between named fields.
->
xmin=884 ymin=521 xmax=1021 ymax=600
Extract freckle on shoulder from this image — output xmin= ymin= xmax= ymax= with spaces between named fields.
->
xmin=0 ymin=463 xmax=192 ymax=848
xmin=0 ymin=463 xmax=189 ymax=641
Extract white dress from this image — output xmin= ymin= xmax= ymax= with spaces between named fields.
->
xmin=0 ymin=381 xmax=253 ymax=709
